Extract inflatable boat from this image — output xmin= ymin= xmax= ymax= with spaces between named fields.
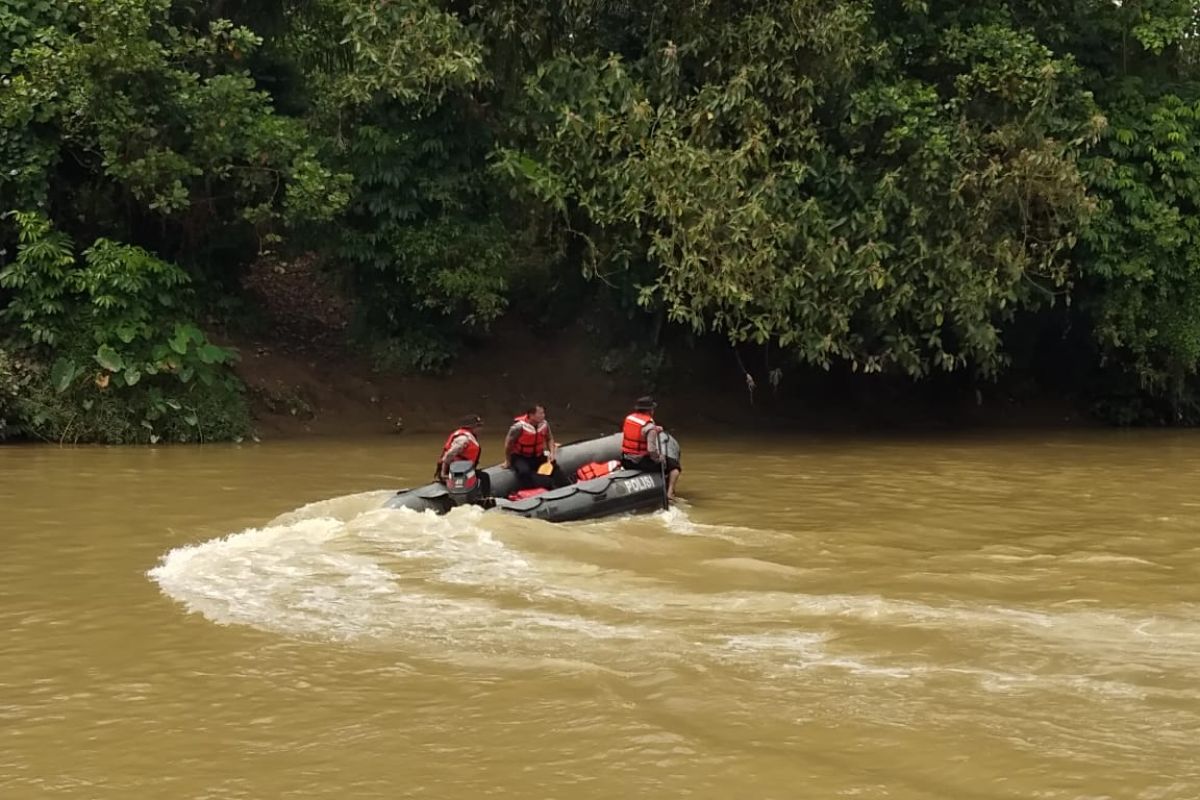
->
xmin=383 ymin=432 xmax=677 ymax=523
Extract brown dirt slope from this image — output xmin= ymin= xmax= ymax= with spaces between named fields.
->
xmin=234 ymin=254 xmax=722 ymax=435
xmin=234 ymin=322 xmax=686 ymax=438
xmin=231 ymin=254 xmax=1082 ymax=439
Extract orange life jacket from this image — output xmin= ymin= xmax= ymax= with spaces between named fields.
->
xmin=576 ymin=459 xmax=622 ymax=482
xmin=511 ymin=415 xmax=548 ymax=458
xmin=621 ymin=412 xmax=654 ymax=457
xmin=441 ymin=428 xmax=481 ymax=467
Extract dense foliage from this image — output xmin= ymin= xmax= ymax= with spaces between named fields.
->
xmin=4 ymin=0 xmax=1200 ymax=438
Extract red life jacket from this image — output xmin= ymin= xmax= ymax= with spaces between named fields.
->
xmin=508 ymin=487 xmax=550 ymax=501
xmin=576 ymin=459 xmax=622 ymax=482
xmin=511 ymin=415 xmax=548 ymax=458
xmin=621 ymin=412 xmax=654 ymax=457
xmin=441 ymin=428 xmax=481 ymax=467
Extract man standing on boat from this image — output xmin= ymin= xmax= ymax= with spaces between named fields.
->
xmin=621 ymin=396 xmax=682 ymax=501
xmin=504 ymin=404 xmax=567 ymax=489
xmin=436 ymin=414 xmax=490 ymax=496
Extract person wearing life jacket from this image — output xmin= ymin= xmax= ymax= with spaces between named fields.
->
xmin=436 ymin=414 xmax=490 ymax=496
xmin=503 ymin=403 xmax=567 ymax=489
xmin=621 ymin=396 xmax=682 ymax=500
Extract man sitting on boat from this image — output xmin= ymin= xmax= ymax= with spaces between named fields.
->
xmin=621 ymin=396 xmax=682 ymax=500
xmin=436 ymin=414 xmax=490 ymax=497
xmin=503 ymin=404 xmax=569 ymax=489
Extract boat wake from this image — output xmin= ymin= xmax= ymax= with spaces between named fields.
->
xmin=148 ymin=491 xmax=1200 ymax=718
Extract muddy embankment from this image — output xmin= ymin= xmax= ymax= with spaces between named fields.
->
xmin=235 ymin=257 xmax=1084 ymax=440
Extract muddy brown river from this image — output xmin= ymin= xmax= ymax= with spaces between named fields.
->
xmin=2 ymin=432 xmax=1198 ymax=798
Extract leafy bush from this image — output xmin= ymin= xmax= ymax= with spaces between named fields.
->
xmin=1080 ymin=85 xmax=1200 ymax=402
xmin=12 ymin=359 xmax=250 ymax=444
xmin=368 ymin=334 xmax=457 ymax=376
xmin=0 ymin=347 xmax=23 ymax=439
xmin=0 ymin=212 xmax=249 ymax=443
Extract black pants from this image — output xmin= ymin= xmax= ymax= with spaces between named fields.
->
xmin=623 ymin=454 xmax=682 ymax=474
xmin=510 ymin=454 xmax=569 ymax=489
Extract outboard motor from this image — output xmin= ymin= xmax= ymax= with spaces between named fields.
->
xmin=445 ymin=460 xmax=483 ymax=507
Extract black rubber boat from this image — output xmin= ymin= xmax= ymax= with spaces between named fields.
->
xmin=383 ymin=432 xmax=677 ymax=523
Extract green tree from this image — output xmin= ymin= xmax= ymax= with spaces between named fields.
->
xmin=495 ymin=0 xmax=1099 ymax=377
xmin=0 ymin=0 xmax=349 ymax=267
xmin=0 ymin=0 xmax=349 ymax=441
xmin=276 ymin=0 xmax=518 ymax=370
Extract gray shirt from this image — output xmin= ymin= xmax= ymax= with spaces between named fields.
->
xmin=639 ymin=421 xmax=661 ymax=457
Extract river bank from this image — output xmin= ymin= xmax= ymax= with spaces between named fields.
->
xmin=234 ymin=319 xmax=1087 ymax=440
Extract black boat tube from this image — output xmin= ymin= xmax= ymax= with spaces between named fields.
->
xmin=384 ymin=433 xmax=623 ymax=513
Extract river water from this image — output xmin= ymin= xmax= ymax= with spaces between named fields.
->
xmin=2 ymin=433 xmax=1198 ymax=799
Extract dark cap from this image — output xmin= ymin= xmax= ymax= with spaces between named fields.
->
xmin=459 ymin=414 xmax=483 ymax=428
xmin=634 ymin=396 xmax=657 ymax=411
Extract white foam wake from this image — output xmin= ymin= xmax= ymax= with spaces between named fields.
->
xmin=148 ymin=493 xmax=1200 ymax=709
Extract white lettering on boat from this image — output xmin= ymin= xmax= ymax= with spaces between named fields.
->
xmin=620 ymin=475 xmax=655 ymax=494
